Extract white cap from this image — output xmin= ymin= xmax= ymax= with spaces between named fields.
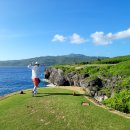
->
xmin=35 ymin=62 xmax=39 ymax=65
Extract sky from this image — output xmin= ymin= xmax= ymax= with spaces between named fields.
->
xmin=0 ymin=0 xmax=130 ymax=60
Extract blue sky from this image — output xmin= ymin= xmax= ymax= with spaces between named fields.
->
xmin=0 ymin=0 xmax=130 ymax=60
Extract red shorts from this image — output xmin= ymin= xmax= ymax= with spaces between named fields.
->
xmin=32 ymin=78 xmax=40 ymax=87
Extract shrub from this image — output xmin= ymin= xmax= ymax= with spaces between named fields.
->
xmin=103 ymin=90 xmax=130 ymax=113
xmin=99 ymin=88 xmax=111 ymax=97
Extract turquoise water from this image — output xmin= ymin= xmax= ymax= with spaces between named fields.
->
xmin=0 ymin=66 xmax=46 ymax=96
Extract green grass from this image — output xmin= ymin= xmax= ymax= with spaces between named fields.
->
xmin=109 ymin=60 xmax=130 ymax=75
xmin=53 ymin=64 xmax=114 ymax=76
xmin=92 ymin=55 xmax=130 ymax=64
xmin=0 ymin=88 xmax=130 ymax=130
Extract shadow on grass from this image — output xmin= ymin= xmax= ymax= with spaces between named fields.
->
xmin=34 ymin=92 xmax=85 ymax=97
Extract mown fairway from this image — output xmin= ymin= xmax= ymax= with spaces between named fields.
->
xmin=0 ymin=88 xmax=130 ymax=130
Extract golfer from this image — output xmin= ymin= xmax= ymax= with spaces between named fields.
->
xmin=28 ymin=62 xmax=40 ymax=96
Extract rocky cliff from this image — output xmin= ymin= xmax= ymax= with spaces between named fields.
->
xmin=44 ymin=67 xmax=122 ymax=101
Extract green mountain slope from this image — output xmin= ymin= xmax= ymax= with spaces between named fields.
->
xmin=93 ymin=55 xmax=130 ymax=64
xmin=0 ymin=54 xmax=107 ymax=66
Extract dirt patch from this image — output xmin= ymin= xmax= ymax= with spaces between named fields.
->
xmin=55 ymin=86 xmax=85 ymax=94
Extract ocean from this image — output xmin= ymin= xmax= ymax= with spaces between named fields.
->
xmin=0 ymin=66 xmax=46 ymax=96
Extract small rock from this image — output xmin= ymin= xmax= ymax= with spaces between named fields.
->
xmin=82 ymin=101 xmax=90 ymax=106
xmin=20 ymin=90 xmax=24 ymax=94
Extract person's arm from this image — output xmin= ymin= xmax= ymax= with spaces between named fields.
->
xmin=27 ymin=64 xmax=33 ymax=69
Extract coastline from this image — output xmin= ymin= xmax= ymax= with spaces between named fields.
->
xmin=0 ymin=89 xmax=32 ymax=101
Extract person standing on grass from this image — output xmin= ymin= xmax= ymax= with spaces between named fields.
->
xmin=28 ymin=62 xmax=41 ymax=96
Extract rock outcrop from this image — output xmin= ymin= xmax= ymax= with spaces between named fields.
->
xmin=80 ymin=77 xmax=103 ymax=96
xmin=44 ymin=68 xmax=105 ymax=97
xmin=44 ymin=67 xmax=122 ymax=101
xmin=44 ymin=68 xmax=69 ymax=86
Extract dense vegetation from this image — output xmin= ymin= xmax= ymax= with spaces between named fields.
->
xmin=1 ymin=88 xmax=130 ymax=130
xmin=0 ymin=54 xmax=107 ymax=66
xmin=109 ymin=60 xmax=130 ymax=75
xmin=103 ymin=90 xmax=130 ymax=113
xmin=53 ymin=55 xmax=130 ymax=113
xmin=92 ymin=55 xmax=130 ymax=64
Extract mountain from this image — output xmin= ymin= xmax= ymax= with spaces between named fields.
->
xmin=0 ymin=54 xmax=108 ymax=66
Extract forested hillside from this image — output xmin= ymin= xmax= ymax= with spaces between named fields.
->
xmin=0 ymin=54 xmax=107 ymax=66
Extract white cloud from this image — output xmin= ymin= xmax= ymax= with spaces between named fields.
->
xmin=91 ymin=28 xmax=130 ymax=45
xmin=52 ymin=34 xmax=66 ymax=42
xmin=91 ymin=32 xmax=112 ymax=45
xmin=70 ymin=33 xmax=87 ymax=44
xmin=113 ymin=28 xmax=130 ymax=39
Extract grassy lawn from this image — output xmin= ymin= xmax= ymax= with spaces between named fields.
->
xmin=0 ymin=88 xmax=130 ymax=130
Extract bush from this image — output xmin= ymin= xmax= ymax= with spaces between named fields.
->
xmin=99 ymin=88 xmax=111 ymax=97
xmin=114 ymin=77 xmax=130 ymax=92
xmin=103 ymin=90 xmax=130 ymax=113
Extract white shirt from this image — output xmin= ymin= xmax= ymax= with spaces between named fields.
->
xmin=28 ymin=64 xmax=40 ymax=78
